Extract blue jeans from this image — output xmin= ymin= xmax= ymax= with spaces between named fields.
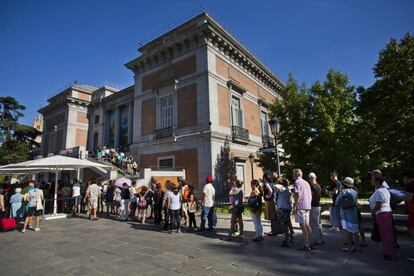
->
xmin=200 ymin=206 xmax=213 ymax=230
xmin=251 ymin=212 xmax=263 ymax=238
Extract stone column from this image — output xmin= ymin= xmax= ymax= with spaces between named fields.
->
xmin=114 ymin=107 xmax=120 ymax=148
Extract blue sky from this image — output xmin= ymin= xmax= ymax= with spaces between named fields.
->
xmin=1 ymin=0 xmax=413 ymax=125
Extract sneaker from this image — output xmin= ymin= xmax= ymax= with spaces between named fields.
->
xmin=34 ymin=227 xmax=40 ymax=232
xmin=232 ymin=231 xmax=240 ymax=237
xmin=28 ymin=225 xmax=34 ymax=230
xmin=21 ymin=229 xmax=26 ymax=233
xmin=177 ymin=229 xmax=181 ymax=233
xmin=335 ymin=227 xmax=341 ymax=232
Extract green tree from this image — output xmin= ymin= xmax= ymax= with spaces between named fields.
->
xmin=269 ymin=74 xmax=313 ymax=177
xmin=358 ymin=33 xmax=414 ymax=183
xmin=0 ymin=97 xmax=40 ymax=165
xmin=309 ymin=70 xmax=358 ymax=183
xmin=214 ymin=139 xmax=237 ymax=200
xmin=268 ymin=71 xmax=358 ymax=186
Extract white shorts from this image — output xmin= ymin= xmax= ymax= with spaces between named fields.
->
xmin=182 ymin=202 xmax=188 ymax=212
xmin=295 ymin=209 xmax=310 ymax=224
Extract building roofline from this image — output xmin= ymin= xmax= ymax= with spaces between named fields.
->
xmin=125 ymin=12 xmax=285 ymax=89
xmin=102 ymin=85 xmax=134 ymax=103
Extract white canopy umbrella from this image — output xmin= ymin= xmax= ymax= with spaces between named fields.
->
xmin=0 ymin=155 xmax=111 ymax=215
xmin=115 ymin=177 xmax=132 ymax=187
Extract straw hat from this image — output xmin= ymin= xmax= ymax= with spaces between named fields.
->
xmin=342 ymin=177 xmax=355 ymax=188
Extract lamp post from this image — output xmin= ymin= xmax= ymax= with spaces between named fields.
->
xmin=268 ymin=117 xmax=281 ymax=177
xmin=248 ymin=153 xmax=255 ymax=182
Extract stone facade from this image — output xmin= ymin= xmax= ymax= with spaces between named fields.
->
xmin=125 ymin=13 xmax=284 ymax=195
xmin=39 ymin=13 xmax=284 ymax=196
xmin=39 ymin=85 xmax=98 ymax=157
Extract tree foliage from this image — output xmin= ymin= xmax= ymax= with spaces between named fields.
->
xmin=269 ymin=75 xmax=313 ymax=177
xmin=214 ymin=139 xmax=237 ymax=200
xmin=0 ymin=97 xmax=40 ymax=165
xmin=357 ymin=33 xmax=414 ymax=182
xmin=267 ymin=33 xmax=414 ymax=189
xmin=270 ymin=71 xmax=358 ymax=186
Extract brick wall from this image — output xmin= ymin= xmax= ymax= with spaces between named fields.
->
xmin=243 ymin=100 xmax=261 ymax=136
xmin=75 ymin=128 xmax=88 ymax=147
xmin=177 ymin=83 xmax=198 ymax=128
xmin=142 ymin=55 xmax=197 ymax=91
xmin=217 ymin=84 xmax=230 ymax=127
xmin=76 ymin=111 xmax=88 ymax=124
xmin=141 ymin=97 xmax=156 ymax=135
xmin=216 ymin=55 xmax=276 ymax=102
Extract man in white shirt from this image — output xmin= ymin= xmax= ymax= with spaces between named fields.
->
xmin=72 ymin=179 xmax=82 ymax=215
xmin=200 ymin=176 xmax=215 ymax=231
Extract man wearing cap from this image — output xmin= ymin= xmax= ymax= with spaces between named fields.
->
xmin=309 ymin=172 xmax=324 ymax=246
xmin=200 ymin=176 xmax=216 ymax=231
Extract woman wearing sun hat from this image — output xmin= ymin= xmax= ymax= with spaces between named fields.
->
xmin=336 ymin=177 xmax=360 ymax=252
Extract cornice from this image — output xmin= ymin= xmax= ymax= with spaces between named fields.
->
xmin=38 ymin=98 xmax=89 ymax=115
xmin=125 ymin=13 xmax=285 ymax=95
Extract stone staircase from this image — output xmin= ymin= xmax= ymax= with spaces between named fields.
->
xmin=87 ymin=157 xmax=139 ymax=180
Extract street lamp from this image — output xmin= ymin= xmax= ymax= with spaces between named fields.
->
xmin=248 ymin=153 xmax=255 ymax=182
xmin=268 ymin=117 xmax=281 ymax=177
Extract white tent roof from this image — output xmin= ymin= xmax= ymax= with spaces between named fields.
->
xmin=0 ymin=167 xmax=76 ymax=175
xmin=0 ymin=155 xmax=111 ymax=170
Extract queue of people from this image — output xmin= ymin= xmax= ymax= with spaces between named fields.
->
xmin=1 ymin=168 xmax=413 ymax=262
xmin=96 ymin=146 xmax=138 ymax=176
xmin=225 ymin=168 xmax=413 ymax=262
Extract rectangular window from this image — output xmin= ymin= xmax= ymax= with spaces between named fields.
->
xmin=261 ymin=111 xmax=269 ymax=136
xmin=231 ymin=96 xmax=243 ymax=127
xmin=160 ymin=94 xmax=173 ymax=129
xmin=158 ymin=157 xmax=174 ymax=170
xmin=95 ymin=115 xmax=100 ymax=124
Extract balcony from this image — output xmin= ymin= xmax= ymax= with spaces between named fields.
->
xmin=154 ymin=127 xmax=173 ymax=140
xmin=262 ymin=135 xmax=274 ymax=147
xmin=232 ymin=126 xmax=249 ymax=144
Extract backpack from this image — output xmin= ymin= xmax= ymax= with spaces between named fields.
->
xmin=138 ymin=192 xmax=148 ymax=208
xmin=338 ymin=191 xmax=356 ymax=209
xmin=248 ymin=195 xmax=262 ymax=210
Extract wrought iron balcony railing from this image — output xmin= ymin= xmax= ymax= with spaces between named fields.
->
xmin=231 ymin=126 xmax=249 ymax=141
xmin=154 ymin=127 xmax=173 ymax=140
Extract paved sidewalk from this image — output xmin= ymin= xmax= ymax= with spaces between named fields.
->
xmin=0 ymin=215 xmax=413 ymax=275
